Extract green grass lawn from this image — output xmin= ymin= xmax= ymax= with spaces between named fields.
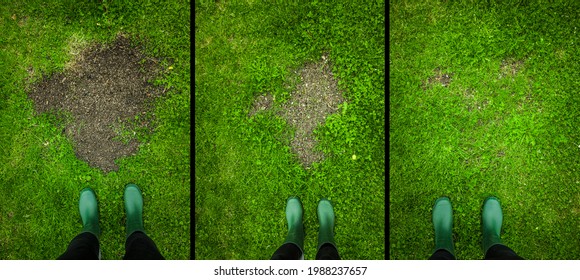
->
xmin=195 ymin=0 xmax=385 ymax=259
xmin=390 ymin=0 xmax=580 ymax=259
xmin=0 ymin=0 xmax=190 ymax=259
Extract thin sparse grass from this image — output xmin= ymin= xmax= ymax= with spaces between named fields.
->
xmin=390 ymin=0 xmax=580 ymax=259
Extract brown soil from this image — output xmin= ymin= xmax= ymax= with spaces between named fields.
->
xmin=248 ymin=54 xmax=345 ymax=168
xmin=277 ymin=54 xmax=345 ymax=168
xmin=27 ymin=35 xmax=164 ymax=172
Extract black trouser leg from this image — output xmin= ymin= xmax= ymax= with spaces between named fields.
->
xmin=57 ymin=232 xmax=100 ymax=260
xmin=123 ymin=231 xmax=165 ymax=260
xmin=271 ymin=243 xmax=302 ymax=260
xmin=316 ymin=243 xmax=340 ymax=260
xmin=428 ymin=249 xmax=456 ymax=260
xmin=484 ymin=244 xmax=524 ymax=260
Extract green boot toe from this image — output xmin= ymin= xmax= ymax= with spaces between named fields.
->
xmin=79 ymin=188 xmax=100 ymax=238
xmin=283 ymin=196 xmax=305 ymax=256
xmin=124 ymin=183 xmax=145 ymax=239
xmin=432 ymin=197 xmax=455 ymax=256
xmin=317 ymin=199 xmax=336 ymax=251
xmin=482 ymin=196 xmax=503 ymax=254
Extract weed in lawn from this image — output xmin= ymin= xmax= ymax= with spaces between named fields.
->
xmin=27 ymin=35 xmax=165 ymax=172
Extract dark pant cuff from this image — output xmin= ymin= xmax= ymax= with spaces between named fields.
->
xmin=57 ymin=232 xmax=100 ymax=260
xmin=123 ymin=231 xmax=165 ymax=260
xmin=485 ymin=244 xmax=524 ymax=260
xmin=316 ymin=243 xmax=340 ymax=260
xmin=429 ymin=248 xmax=456 ymax=260
xmin=271 ymin=243 xmax=302 ymax=260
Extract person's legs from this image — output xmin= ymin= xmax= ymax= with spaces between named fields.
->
xmin=316 ymin=243 xmax=340 ymax=260
xmin=123 ymin=231 xmax=165 ymax=260
xmin=58 ymin=232 xmax=100 ymax=260
xmin=271 ymin=243 xmax=303 ymax=260
xmin=58 ymin=188 xmax=101 ymax=260
xmin=122 ymin=184 xmax=164 ymax=260
xmin=315 ymin=199 xmax=340 ymax=260
xmin=482 ymin=197 xmax=523 ymax=260
xmin=428 ymin=249 xmax=456 ymax=260
xmin=271 ymin=197 xmax=305 ymax=260
xmin=430 ymin=197 xmax=455 ymax=259
xmin=484 ymin=244 xmax=524 ymax=260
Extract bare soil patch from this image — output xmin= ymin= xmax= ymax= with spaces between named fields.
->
xmin=248 ymin=93 xmax=274 ymax=117
xmin=462 ymin=87 xmax=489 ymax=112
xmin=277 ymin=54 xmax=345 ymax=168
xmin=499 ymin=58 xmax=524 ymax=79
xmin=27 ymin=35 xmax=164 ymax=172
xmin=249 ymin=54 xmax=345 ymax=168
xmin=422 ymin=67 xmax=453 ymax=90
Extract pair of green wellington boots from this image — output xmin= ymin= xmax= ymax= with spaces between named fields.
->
xmin=432 ymin=196 xmax=504 ymax=256
xmin=283 ymin=197 xmax=336 ymax=258
xmin=79 ymin=183 xmax=145 ymax=240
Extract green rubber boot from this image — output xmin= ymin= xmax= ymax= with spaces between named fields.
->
xmin=124 ymin=183 xmax=145 ymax=239
xmin=79 ymin=188 xmax=100 ymax=238
xmin=283 ymin=197 xmax=305 ymax=257
xmin=482 ymin=197 xmax=503 ymax=254
xmin=317 ymin=199 xmax=337 ymax=251
xmin=432 ymin=197 xmax=455 ymax=256
xmin=284 ymin=196 xmax=304 ymax=256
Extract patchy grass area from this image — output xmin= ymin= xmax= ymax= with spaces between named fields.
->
xmin=195 ymin=0 xmax=385 ymax=259
xmin=390 ymin=0 xmax=580 ymax=259
xmin=275 ymin=57 xmax=345 ymax=168
xmin=28 ymin=35 xmax=164 ymax=172
xmin=0 ymin=0 xmax=189 ymax=259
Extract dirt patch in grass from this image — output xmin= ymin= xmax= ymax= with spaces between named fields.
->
xmin=422 ymin=67 xmax=453 ymax=90
xmin=499 ymin=58 xmax=524 ymax=78
xmin=249 ymin=54 xmax=345 ymax=168
xmin=10 ymin=14 xmax=28 ymax=27
xmin=468 ymin=99 xmax=489 ymax=112
xmin=27 ymin=35 xmax=164 ymax=172
xmin=248 ymin=93 xmax=274 ymax=117
xmin=462 ymin=88 xmax=489 ymax=112
xmin=278 ymin=54 xmax=345 ymax=168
